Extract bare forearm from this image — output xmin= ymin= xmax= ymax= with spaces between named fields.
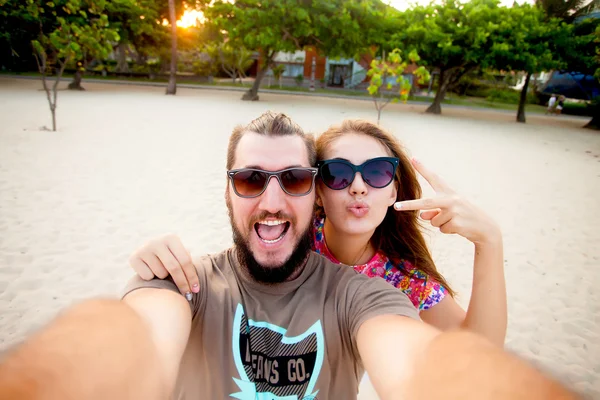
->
xmin=462 ymin=234 xmax=507 ymax=346
xmin=0 ymin=299 xmax=167 ymax=400
xmin=405 ymin=331 xmax=576 ymax=400
xmin=361 ymin=317 xmax=574 ymax=400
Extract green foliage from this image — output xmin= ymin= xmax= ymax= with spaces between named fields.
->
xmin=25 ymin=0 xmax=118 ymax=130
xmin=564 ymin=18 xmax=600 ymax=79
xmin=366 ymin=48 xmax=429 ymax=123
xmin=295 ymin=73 xmax=304 ymax=87
xmin=395 ymin=0 xmax=503 ymax=72
xmin=105 ymin=0 xmax=160 ymax=45
xmin=204 ymin=0 xmax=385 ymax=98
xmin=486 ymin=5 xmax=567 ymax=75
xmin=535 ymin=0 xmax=598 ymax=22
xmin=271 ymin=64 xmax=286 ymax=88
xmin=190 ymin=42 xmax=218 ymax=76
xmin=28 ymin=0 xmax=119 ymax=71
xmin=561 ymin=101 xmax=595 ymax=117
xmin=271 ymin=65 xmax=286 ymax=80
xmin=486 ymin=88 xmax=535 ymax=104
xmin=393 ymin=0 xmax=506 ymax=113
xmin=216 ymin=43 xmax=254 ymax=81
xmin=206 ymin=0 xmax=311 ymax=65
xmin=596 ymin=25 xmax=600 ymax=80
xmin=205 ymin=0 xmax=384 ymax=58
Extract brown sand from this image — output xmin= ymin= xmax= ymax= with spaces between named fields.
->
xmin=0 ymin=77 xmax=599 ymax=398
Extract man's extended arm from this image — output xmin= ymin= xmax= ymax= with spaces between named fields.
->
xmin=123 ymin=287 xmax=192 ymax=393
xmin=0 ymin=289 xmax=192 ymax=400
xmin=357 ymin=315 xmax=576 ymax=400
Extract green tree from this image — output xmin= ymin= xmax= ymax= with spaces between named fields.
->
xmin=219 ymin=44 xmax=237 ymax=83
xmin=28 ymin=0 xmax=118 ymax=131
xmin=235 ymin=47 xmax=254 ymax=83
xmin=395 ymin=0 xmax=504 ymax=114
xmin=105 ymin=0 xmax=161 ymax=73
xmin=486 ymin=5 xmax=568 ymax=123
xmin=535 ymin=0 xmax=598 ymax=22
xmin=0 ymin=1 xmax=41 ymax=71
xmin=271 ymin=64 xmax=286 ymax=89
xmin=190 ymin=42 xmax=218 ymax=78
xmin=566 ymin=18 xmax=600 ymax=129
xmin=537 ymin=0 xmax=600 ymax=129
xmin=204 ymin=0 xmax=386 ymax=101
xmin=367 ymin=49 xmax=429 ymax=124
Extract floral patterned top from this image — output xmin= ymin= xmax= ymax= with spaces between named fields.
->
xmin=312 ymin=216 xmax=446 ymax=311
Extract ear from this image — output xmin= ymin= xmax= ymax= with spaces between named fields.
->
xmin=315 ymin=183 xmax=324 ymax=207
xmin=315 ymin=196 xmax=323 ymax=207
xmin=387 ymin=181 xmax=398 ymax=207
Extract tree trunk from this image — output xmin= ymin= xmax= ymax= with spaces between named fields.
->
xmin=116 ymin=43 xmax=129 ymax=73
xmin=516 ymin=72 xmax=532 ymax=123
xmin=426 ymin=69 xmax=448 ymax=115
xmin=165 ymin=0 xmax=177 ymax=95
xmin=584 ymin=104 xmax=600 ymax=130
xmin=242 ymin=63 xmax=269 ymax=101
xmin=68 ymin=69 xmax=85 ymax=91
xmin=50 ymin=104 xmax=56 ymax=132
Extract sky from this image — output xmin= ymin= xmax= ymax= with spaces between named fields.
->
xmin=386 ymin=0 xmax=533 ymax=11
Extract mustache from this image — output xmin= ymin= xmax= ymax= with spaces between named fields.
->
xmin=249 ymin=211 xmax=295 ymax=226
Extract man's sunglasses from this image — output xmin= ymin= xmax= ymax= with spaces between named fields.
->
xmin=227 ymin=167 xmax=318 ymax=198
xmin=317 ymin=157 xmax=399 ymax=190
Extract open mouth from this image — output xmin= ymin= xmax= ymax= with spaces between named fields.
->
xmin=254 ymin=220 xmax=291 ymax=244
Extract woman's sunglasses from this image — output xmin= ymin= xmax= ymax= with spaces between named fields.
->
xmin=317 ymin=157 xmax=399 ymax=190
xmin=227 ymin=167 xmax=318 ymax=198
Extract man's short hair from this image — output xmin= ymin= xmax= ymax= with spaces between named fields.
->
xmin=226 ymin=111 xmax=316 ymax=170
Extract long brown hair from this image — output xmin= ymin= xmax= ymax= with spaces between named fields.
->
xmin=316 ymin=120 xmax=455 ymax=297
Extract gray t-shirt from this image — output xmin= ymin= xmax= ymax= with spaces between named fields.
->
xmin=123 ymin=248 xmax=418 ymax=400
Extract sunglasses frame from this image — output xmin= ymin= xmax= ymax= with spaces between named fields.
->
xmin=316 ymin=157 xmax=400 ymax=190
xmin=227 ymin=167 xmax=318 ymax=198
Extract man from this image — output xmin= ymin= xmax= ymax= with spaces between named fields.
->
xmin=123 ymin=111 xmax=430 ymax=399
xmin=547 ymin=94 xmax=557 ymax=114
xmin=0 ymin=112 xmax=575 ymax=400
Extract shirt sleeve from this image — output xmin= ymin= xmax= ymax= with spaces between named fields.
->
xmin=121 ymin=256 xmax=211 ymax=319
xmin=346 ymin=274 xmax=420 ymax=341
xmin=418 ymin=278 xmax=447 ymax=311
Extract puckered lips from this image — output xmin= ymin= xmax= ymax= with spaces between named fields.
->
xmin=254 ymin=219 xmax=291 ymax=245
xmin=347 ymin=200 xmax=370 ymax=218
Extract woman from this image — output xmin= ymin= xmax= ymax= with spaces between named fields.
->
xmin=129 ymin=120 xmax=507 ymax=345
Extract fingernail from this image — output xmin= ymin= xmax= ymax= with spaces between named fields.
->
xmin=185 ymin=292 xmax=193 ymax=301
xmin=412 ymin=157 xmax=420 ymax=164
xmin=192 ymin=284 xmax=199 ymax=293
xmin=394 ymin=203 xmax=402 ymax=210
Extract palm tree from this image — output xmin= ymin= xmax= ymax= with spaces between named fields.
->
xmin=166 ymin=0 xmax=177 ymax=95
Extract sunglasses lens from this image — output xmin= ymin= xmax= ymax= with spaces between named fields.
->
xmin=320 ymin=162 xmax=354 ymax=190
xmin=362 ymin=160 xmax=396 ymax=188
xmin=280 ymin=169 xmax=315 ymax=195
xmin=232 ymin=170 xmax=267 ymax=197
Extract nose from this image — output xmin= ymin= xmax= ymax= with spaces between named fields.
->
xmin=258 ymin=176 xmax=286 ymax=213
xmin=349 ymin=172 xmax=368 ymax=196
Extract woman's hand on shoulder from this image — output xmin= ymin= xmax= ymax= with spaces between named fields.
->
xmin=129 ymin=234 xmax=200 ymax=297
xmin=394 ymin=158 xmax=502 ymax=246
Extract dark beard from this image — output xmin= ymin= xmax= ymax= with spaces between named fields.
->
xmin=227 ymin=191 xmax=313 ymax=284
xmin=232 ymin=221 xmax=312 ymax=284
